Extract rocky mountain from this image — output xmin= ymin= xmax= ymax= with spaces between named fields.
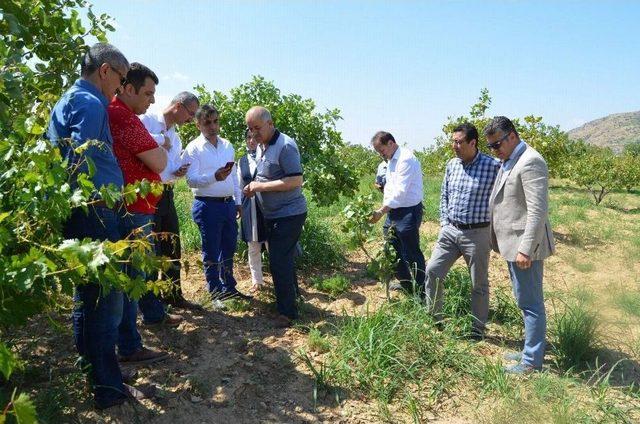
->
xmin=568 ymin=111 xmax=640 ymax=153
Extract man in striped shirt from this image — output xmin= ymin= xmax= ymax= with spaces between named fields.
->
xmin=424 ymin=123 xmax=500 ymax=339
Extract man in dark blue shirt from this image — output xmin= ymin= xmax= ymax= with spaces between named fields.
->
xmin=47 ymin=43 xmax=153 ymax=409
xmin=424 ymin=123 xmax=500 ymax=340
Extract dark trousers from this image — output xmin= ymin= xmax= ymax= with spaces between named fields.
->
xmin=265 ymin=212 xmax=307 ymax=319
xmin=66 ymin=206 xmax=127 ymax=408
xmin=192 ymin=197 xmax=238 ymax=294
xmin=383 ymin=203 xmax=426 ymax=294
xmin=154 ymin=186 xmax=183 ymax=302
xmin=119 ymin=212 xmax=165 ymax=356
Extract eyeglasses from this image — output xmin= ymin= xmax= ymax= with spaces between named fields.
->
xmin=110 ymin=65 xmax=127 ymax=87
xmin=181 ymin=102 xmax=197 ymax=118
xmin=486 ymin=133 xmax=510 ymax=150
xmin=451 ymin=139 xmax=467 ymax=146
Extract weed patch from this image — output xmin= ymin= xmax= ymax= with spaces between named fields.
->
xmin=550 ymin=299 xmax=600 ymax=371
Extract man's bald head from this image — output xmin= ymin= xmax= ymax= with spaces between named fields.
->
xmin=245 ymin=106 xmax=275 ymax=145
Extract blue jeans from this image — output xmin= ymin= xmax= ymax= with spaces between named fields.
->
xmin=265 ymin=212 xmax=306 ymax=319
xmin=192 ymin=198 xmax=238 ymax=294
xmin=383 ymin=203 xmax=426 ymax=293
xmin=508 ymin=260 xmax=546 ymax=369
xmin=118 ymin=212 xmax=166 ymax=356
xmin=66 ymin=206 xmax=127 ymax=408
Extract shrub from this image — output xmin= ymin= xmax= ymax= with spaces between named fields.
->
xmin=298 ymin=210 xmax=346 ymax=270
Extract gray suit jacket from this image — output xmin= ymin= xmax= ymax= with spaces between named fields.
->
xmin=489 ymin=143 xmax=555 ymax=262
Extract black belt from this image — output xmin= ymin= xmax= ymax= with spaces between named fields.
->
xmin=195 ymin=196 xmax=234 ymax=203
xmin=450 ymin=221 xmax=490 ymax=230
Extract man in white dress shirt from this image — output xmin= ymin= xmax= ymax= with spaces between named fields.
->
xmin=182 ymin=104 xmax=251 ymax=300
xmin=370 ymin=131 xmax=425 ymax=296
xmin=140 ymin=91 xmax=199 ymax=308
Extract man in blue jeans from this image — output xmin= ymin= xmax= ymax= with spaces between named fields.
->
xmin=370 ymin=131 xmax=425 ymax=297
xmin=486 ymin=116 xmax=555 ymax=374
xmin=109 ymin=63 xmax=183 ymax=364
xmin=47 ymin=43 xmax=152 ymax=409
xmin=244 ymin=106 xmax=307 ymax=328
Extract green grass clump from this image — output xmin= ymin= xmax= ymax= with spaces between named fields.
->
xmin=303 ymin=299 xmax=472 ymax=416
xmin=311 ymin=274 xmax=351 ymax=297
xmin=489 ymin=285 xmax=523 ymax=329
xmin=307 ymin=328 xmax=331 ymax=353
xmin=550 ymin=299 xmax=600 ymax=371
xmin=613 ymin=290 xmax=640 ymax=318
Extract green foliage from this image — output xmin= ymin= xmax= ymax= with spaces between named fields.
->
xmin=489 ymin=285 xmax=523 ymax=329
xmin=337 ymin=143 xmax=381 ymax=180
xmin=311 ymin=275 xmax=351 ymax=298
xmin=307 ymin=328 xmax=332 ymax=354
xmin=550 ymin=299 xmax=600 ymax=371
xmin=1 ymin=390 xmax=37 ymax=424
xmin=302 ymin=299 xmax=472 ymax=417
xmin=341 ymin=194 xmax=376 ymax=254
xmin=0 ymin=343 xmax=20 ymax=380
xmin=565 ymin=142 xmax=626 ymax=204
xmin=613 ymin=290 xmax=640 ymax=318
xmin=298 ymin=209 xmax=346 ymax=270
xmin=178 ymin=77 xmax=359 ymax=206
xmin=623 ymin=140 xmax=640 ymax=157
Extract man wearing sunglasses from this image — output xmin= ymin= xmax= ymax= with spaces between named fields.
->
xmin=486 ymin=116 xmax=555 ymax=375
xmin=424 ymin=123 xmax=500 ymax=340
xmin=141 ymin=92 xmax=200 ymax=309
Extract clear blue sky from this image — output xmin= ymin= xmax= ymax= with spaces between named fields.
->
xmin=88 ymin=0 xmax=640 ymax=149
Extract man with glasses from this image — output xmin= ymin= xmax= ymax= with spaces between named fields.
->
xmin=486 ymin=116 xmax=555 ymax=374
xmin=183 ymin=104 xmax=251 ymax=302
xmin=424 ymin=123 xmax=500 ymax=340
xmin=369 ymin=131 xmax=425 ymax=297
xmin=47 ymin=43 xmax=154 ymax=409
xmin=141 ymin=92 xmax=200 ymax=309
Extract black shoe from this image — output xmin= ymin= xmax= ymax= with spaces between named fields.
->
xmin=168 ymin=297 xmax=202 ymax=310
xmin=467 ymin=331 xmax=484 ymax=342
xmin=219 ymin=290 xmax=253 ymax=301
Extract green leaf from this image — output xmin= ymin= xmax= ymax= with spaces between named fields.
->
xmin=12 ymin=392 xmax=37 ymax=424
xmin=0 ymin=343 xmax=19 ymax=379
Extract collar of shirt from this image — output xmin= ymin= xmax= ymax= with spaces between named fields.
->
xmin=504 ymin=140 xmax=526 ymax=165
xmin=111 ymin=96 xmax=133 ymax=113
xmin=76 ymin=78 xmax=109 ymax=108
xmin=389 ymin=145 xmax=401 ymax=162
xmin=268 ymin=129 xmax=281 ymax=146
xmin=457 ymin=150 xmax=481 ymax=168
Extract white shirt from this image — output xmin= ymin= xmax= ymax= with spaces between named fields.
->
xmin=139 ymin=111 xmax=185 ymax=183
xmin=182 ymin=134 xmax=241 ymax=205
xmin=383 ymin=146 xmax=423 ymax=209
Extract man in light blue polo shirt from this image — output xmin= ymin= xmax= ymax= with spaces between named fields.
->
xmin=47 ymin=43 xmax=152 ymax=409
xmin=243 ymin=106 xmax=307 ymax=328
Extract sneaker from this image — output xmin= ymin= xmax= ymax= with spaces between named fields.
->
xmin=503 ymin=351 xmax=522 ymax=362
xmin=120 ymin=367 xmax=138 ymax=384
xmin=119 ymin=347 xmax=169 ymax=365
xmin=144 ymin=313 xmax=183 ymax=327
xmin=504 ymin=363 xmax=540 ymax=375
xmin=124 ymin=383 xmax=156 ymax=400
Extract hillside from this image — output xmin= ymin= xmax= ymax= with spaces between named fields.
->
xmin=568 ymin=110 xmax=640 ymax=152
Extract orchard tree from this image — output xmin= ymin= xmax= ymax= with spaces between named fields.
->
xmin=178 ymin=77 xmax=359 ymax=206
xmin=566 ymin=143 xmax=623 ymax=205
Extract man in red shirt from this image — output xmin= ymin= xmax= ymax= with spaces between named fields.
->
xmin=109 ymin=63 xmax=182 ymax=365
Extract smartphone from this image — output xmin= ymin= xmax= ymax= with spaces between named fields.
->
xmin=224 ymin=161 xmax=235 ymax=169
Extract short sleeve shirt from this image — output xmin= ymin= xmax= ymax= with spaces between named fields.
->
xmin=255 ymin=130 xmax=307 ymax=219
xmin=46 ymin=79 xmax=124 ymax=191
xmin=108 ymin=97 xmax=162 ymax=214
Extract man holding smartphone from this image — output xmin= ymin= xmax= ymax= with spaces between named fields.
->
xmin=183 ymin=104 xmax=251 ymax=301
xmin=141 ymin=91 xmax=200 ymax=309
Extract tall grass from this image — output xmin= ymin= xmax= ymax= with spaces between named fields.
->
xmin=613 ymin=290 xmax=640 ymax=319
xmin=550 ymin=299 xmax=600 ymax=371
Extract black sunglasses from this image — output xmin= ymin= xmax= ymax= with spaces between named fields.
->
xmin=486 ymin=133 xmax=510 ymax=150
xmin=110 ymin=65 xmax=127 ymax=87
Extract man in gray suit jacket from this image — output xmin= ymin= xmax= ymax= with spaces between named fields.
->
xmin=486 ymin=116 xmax=555 ymax=374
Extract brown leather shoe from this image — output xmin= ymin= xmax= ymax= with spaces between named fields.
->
xmin=273 ymin=315 xmax=292 ymax=329
xmin=119 ymin=347 xmax=169 ymax=365
xmin=144 ymin=313 xmax=184 ymax=328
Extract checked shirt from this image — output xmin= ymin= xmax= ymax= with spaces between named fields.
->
xmin=440 ymin=151 xmax=500 ymax=226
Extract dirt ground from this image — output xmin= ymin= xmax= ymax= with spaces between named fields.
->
xmin=13 ymin=219 xmax=640 ymax=423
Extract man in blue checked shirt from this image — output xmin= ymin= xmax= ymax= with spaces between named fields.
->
xmin=424 ymin=123 xmax=500 ymax=340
